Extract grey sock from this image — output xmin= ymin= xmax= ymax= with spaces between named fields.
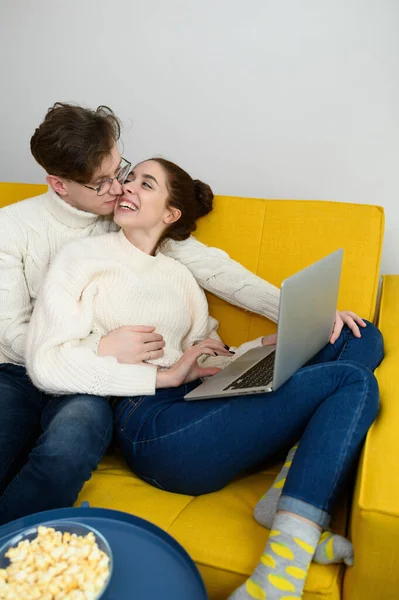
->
xmin=314 ymin=530 xmax=354 ymax=566
xmin=254 ymin=444 xmax=298 ymax=529
xmin=254 ymin=443 xmax=354 ymax=566
xmin=229 ymin=512 xmax=321 ymax=600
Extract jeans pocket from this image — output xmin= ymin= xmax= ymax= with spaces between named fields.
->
xmin=117 ymin=397 xmax=145 ymax=432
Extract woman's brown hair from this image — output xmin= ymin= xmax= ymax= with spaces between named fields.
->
xmin=150 ymin=158 xmax=214 ymax=242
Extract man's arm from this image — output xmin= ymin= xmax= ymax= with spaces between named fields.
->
xmin=0 ymin=212 xmax=32 ymax=364
xmin=161 ymin=236 xmax=280 ymax=323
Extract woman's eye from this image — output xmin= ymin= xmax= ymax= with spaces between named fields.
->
xmin=143 ymin=182 xmax=152 ymax=189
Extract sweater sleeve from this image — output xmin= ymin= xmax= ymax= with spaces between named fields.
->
xmin=174 ymin=265 xmax=214 ymax=351
xmin=231 ymin=336 xmax=266 ymax=359
xmin=25 ymin=246 xmax=157 ymax=396
xmin=161 ymin=236 xmax=280 ymax=323
xmin=0 ymin=211 xmax=32 ymax=364
xmin=175 ymin=265 xmax=267 ymax=362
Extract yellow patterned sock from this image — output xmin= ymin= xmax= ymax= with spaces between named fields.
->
xmin=228 ymin=513 xmax=321 ymax=600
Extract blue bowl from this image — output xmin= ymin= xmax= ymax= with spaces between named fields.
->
xmin=0 ymin=520 xmax=113 ymax=598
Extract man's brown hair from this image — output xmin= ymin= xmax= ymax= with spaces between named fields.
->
xmin=30 ymin=103 xmax=121 ymax=184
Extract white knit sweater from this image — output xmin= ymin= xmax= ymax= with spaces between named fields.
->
xmin=0 ymin=188 xmax=280 ymax=366
xmin=26 ymin=231 xmax=265 ymax=396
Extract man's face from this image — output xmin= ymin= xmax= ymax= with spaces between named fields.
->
xmin=61 ymin=145 xmax=124 ymax=216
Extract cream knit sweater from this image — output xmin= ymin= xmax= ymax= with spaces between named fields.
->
xmin=26 ymin=231 xmax=265 ymax=397
xmin=0 ymin=188 xmax=280 ymax=367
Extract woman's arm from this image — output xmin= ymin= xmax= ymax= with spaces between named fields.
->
xmin=161 ymin=237 xmax=280 ymax=323
xmin=25 ymin=246 xmax=157 ymax=397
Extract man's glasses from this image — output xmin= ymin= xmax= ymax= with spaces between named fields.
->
xmin=83 ymin=157 xmax=132 ymax=196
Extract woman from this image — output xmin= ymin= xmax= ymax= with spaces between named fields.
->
xmin=26 ymin=158 xmax=383 ymax=600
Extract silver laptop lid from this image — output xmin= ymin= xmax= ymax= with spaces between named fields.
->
xmin=272 ymin=249 xmax=343 ymax=390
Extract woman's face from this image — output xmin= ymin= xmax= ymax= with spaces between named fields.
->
xmin=114 ymin=160 xmax=179 ymax=234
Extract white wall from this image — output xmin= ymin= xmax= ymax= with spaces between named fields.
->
xmin=1 ymin=0 xmax=398 ymax=272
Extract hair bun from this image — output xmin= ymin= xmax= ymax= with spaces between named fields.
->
xmin=193 ymin=180 xmax=214 ymax=218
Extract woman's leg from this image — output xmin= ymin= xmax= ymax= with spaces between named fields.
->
xmin=116 ymin=363 xmax=378 ymax=597
xmin=255 ymin=319 xmax=383 ymax=557
xmin=115 ymin=362 xmax=378 ymax=593
xmin=306 ymin=319 xmax=384 ymax=371
xmin=256 ymin=318 xmax=383 ymax=571
xmin=115 ymin=361 xmax=378 ymax=502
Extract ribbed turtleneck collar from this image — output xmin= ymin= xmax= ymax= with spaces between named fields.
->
xmin=43 ymin=188 xmax=104 ymax=229
xmin=105 ymin=229 xmax=167 ymax=272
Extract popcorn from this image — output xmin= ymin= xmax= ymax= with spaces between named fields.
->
xmin=0 ymin=526 xmax=110 ymax=600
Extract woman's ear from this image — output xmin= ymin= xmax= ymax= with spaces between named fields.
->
xmin=46 ymin=175 xmax=68 ymax=196
xmin=164 ymin=206 xmax=181 ymax=225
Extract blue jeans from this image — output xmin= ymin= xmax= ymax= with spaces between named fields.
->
xmin=115 ymin=321 xmax=383 ymax=529
xmin=0 ymin=364 xmax=113 ymax=525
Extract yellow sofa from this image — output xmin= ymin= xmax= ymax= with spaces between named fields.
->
xmin=0 ymin=183 xmax=395 ymax=599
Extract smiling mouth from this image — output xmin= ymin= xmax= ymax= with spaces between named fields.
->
xmin=118 ymin=198 xmax=139 ymax=211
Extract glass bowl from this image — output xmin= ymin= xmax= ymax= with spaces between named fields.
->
xmin=0 ymin=520 xmax=113 ymax=599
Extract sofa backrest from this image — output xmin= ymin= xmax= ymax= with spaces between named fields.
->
xmin=0 ymin=183 xmax=384 ymax=346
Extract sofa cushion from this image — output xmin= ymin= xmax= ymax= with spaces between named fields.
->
xmin=194 ymin=196 xmax=384 ymax=346
xmin=77 ymin=451 xmax=347 ymax=600
xmin=0 ymin=182 xmax=47 ymax=209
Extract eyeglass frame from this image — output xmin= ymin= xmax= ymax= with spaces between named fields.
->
xmin=82 ymin=157 xmax=132 ymax=196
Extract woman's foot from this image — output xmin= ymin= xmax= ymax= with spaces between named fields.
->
xmin=254 ymin=444 xmax=354 ymax=566
xmin=315 ymin=531 xmax=354 ymax=566
xmin=229 ymin=512 xmax=321 ymax=600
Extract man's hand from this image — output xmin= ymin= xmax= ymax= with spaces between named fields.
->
xmin=156 ymin=338 xmax=232 ymax=388
xmin=330 ymin=310 xmax=367 ymax=344
xmin=260 ymin=311 xmax=367 ymax=348
xmin=262 ymin=334 xmax=277 ymax=346
xmin=98 ymin=325 xmax=165 ymax=364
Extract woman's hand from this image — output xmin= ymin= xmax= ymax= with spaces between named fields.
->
xmin=330 ymin=310 xmax=367 ymax=344
xmin=156 ymin=338 xmax=231 ymax=388
xmin=193 ymin=338 xmax=234 ymax=355
xmin=98 ymin=325 xmax=165 ymax=364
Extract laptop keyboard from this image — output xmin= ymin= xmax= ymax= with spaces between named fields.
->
xmin=223 ymin=350 xmax=276 ymax=391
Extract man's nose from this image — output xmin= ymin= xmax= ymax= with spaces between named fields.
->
xmin=110 ymin=179 xmax=123 ymax=196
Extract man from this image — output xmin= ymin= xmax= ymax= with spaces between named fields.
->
xmin=0 ymin=102 xmax=282 ymax=524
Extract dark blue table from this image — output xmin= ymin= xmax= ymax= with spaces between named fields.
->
xmin=0 ymin=507 xmax=208 ymax=599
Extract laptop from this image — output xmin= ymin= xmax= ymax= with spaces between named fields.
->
xmin=184 ymin=248 xmax=343 ymax=401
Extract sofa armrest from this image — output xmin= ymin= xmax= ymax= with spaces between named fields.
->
xmin=344 ymin=275 xmax=399 ymax=600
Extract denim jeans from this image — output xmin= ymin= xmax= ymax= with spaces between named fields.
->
xmin=0 ymin=364 xmax=113 ymax=525
xmin=115 ymin=321 xmax=383 ymax=528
